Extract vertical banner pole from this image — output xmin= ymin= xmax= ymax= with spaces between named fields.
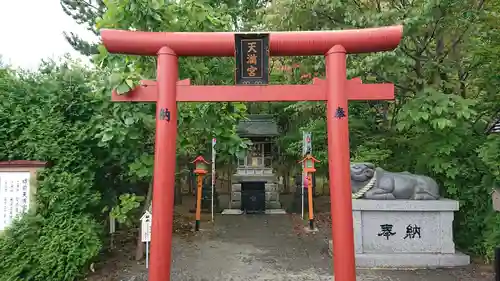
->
xmin=301 ymin=178 xmax=304 ymax=219
xmin=146 ymin=241 xmax=149 ymax=269
xmin=301 ymin=132 xmax=305 ymax=219
xmin=211 ymin=138 xmax=216 ymax=222
xmin=301 ymin=132 xmax=312 ymax=219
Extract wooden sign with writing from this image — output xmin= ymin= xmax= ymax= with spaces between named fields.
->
xmin=234 ymin=33 xmax=269 ymax=85
xmin=492 ymin=189 xmax=500 ymax=211
xmin=0 ymin=160 xmax=46 ymax=231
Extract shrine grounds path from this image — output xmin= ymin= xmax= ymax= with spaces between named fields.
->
xmin=118 ymin=214 xmax=493 ymax=281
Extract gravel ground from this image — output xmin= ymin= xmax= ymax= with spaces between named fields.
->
xmin=107 ymin=214 xmax=494 ymax=281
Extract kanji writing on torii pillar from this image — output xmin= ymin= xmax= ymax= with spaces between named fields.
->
xmin=101 ymin=25 xmax=403 ymax=281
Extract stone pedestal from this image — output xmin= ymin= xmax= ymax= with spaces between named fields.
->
xmin=230 ymin=183 xmax=281 ymax=209
xmin=228 ymin=167 xmax=281 ymax=210
xmin=329 ymin=199 xmax=470 ymax=268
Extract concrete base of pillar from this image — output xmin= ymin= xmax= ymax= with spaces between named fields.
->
xmin=221 ymin=209 xmax=286 ymax=215
xmin=328 ymin=240 xmax=470 ymax=268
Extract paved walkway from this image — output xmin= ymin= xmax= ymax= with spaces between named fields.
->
xmin=165 ymin=215 xmax=493 ymax=281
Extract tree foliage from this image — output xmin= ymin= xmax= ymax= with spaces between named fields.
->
xmin=95 ymin=0 xmax=250 ymax=165
xmin=60 ymin=0 xmax=105 ymax=55
xmin=0 ymin=61 xmax=113 ymax=280
xmin=261 ymin=0 xmax=500 ymax=259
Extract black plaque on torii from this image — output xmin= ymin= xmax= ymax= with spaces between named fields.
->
xmin=234 ymin=33 xmax=270 ymax=85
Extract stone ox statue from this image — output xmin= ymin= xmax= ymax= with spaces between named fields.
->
xmin=350 ymin=163 xmax=440 ymax=200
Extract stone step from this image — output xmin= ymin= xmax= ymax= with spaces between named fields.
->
xmin=266 ymin=201 xmax=281 ymax=209
xmin=221 ymin=209 xmax=243 ymax=215
xmin=264 ymin=209 xmax=286 ymax=214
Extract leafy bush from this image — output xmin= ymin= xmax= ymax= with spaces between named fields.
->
xmin=0 ymin=61 xmax=117 ymax=280
xmin=0 ymin=212 xmax=101 ymax=281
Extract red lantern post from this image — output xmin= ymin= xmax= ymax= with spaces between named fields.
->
xmin=298 ymin=154 xmax=320 ymax=230
xmin=191 ymin=156 xmax=210 ymax=231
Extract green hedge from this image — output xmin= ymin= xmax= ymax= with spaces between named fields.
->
xmin=0 ymin=212 xmax=101 ymax=281
xmin=0 ymin=60 xmax=138 ymax=280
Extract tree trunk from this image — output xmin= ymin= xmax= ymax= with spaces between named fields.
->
xmin=189 ymin=168 xmax=194 ymax=195
xmin=174 ymin=161 xmax=185 ymax=206
xmin=285 ymin=169 xmax=291 ymax=193
xmin=135 ymin=182 xmax=153 ymax=261
xmin=227 ymin=164 xmax=233 ymax=193
xmin=174 ymin=177 xmax=183 ymax=205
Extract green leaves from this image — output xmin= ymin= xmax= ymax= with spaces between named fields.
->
xmin=260 ymin=0 xmax=500 ymax=260
xmin=105 ymin=66 xmax=140 ymax=95
xmin=129 ymin=154 xmax=154 ymax=180
xmin=94 ymin=0 xmax=248 ymax=166
xmin=0 ymin=213 xmax=102 ymax=281
xmin=110 ymin=193 xmax=145 ymax=226
xmin=395 ymin=88 xmax=476 ymax=132
xmin=115 ymin=82 xmax=131 ymax=95
xmin=0 ymin=58 xmax=151 ymax=280
xmin=478 ymin=136 xmax=500 ymax=179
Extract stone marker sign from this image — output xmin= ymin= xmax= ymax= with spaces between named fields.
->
xmin=329 ymin=163 xmax=470 ymax=268
xmin=330 ymin=199 xmax=470 ymax=268
xmin=492 ymin=188 xmax=500 ymax=211
xmin=0 ymin=160 xmax=46 ymax=231
xmin=364 ymin=208 xmax=443 ymax=253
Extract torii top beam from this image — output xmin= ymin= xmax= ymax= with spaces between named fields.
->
xmin=100 ymin=25 xmax=403 ymax=57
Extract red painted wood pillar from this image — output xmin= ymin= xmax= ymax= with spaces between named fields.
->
xmin=150 ymin=46 xmax=178 ymax=281
xmin=326 ymin=45 xmax=356 ymax=281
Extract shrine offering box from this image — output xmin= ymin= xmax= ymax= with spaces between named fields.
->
xmin=0 ymin=160 xmax=46 ymax=231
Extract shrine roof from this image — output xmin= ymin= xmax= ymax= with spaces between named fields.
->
xmin=237 ymin=114 xmax=279 ymax=137
xmin=0 ymin=160 xmax=47 ymax=168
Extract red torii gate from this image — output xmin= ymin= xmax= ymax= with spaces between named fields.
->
xmin=101 ymin=25 xmax=403 ymax=281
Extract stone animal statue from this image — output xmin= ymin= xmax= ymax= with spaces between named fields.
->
xmin=350 ymin=162 xmax=440 ymax=200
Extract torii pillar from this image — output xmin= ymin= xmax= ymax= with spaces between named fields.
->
xmin=101 ymin=25 xmax=403 ymax=281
